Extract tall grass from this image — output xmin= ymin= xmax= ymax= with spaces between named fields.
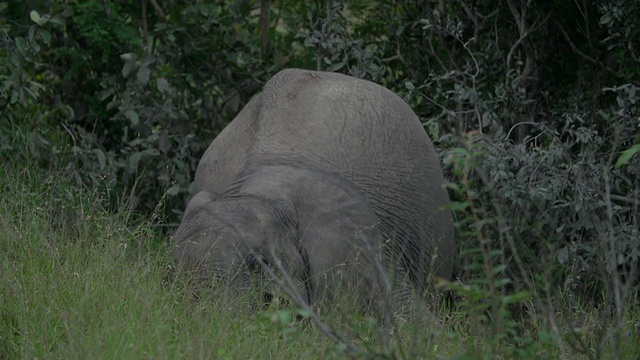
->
xmin=0 ymin=164 xmax=341 ymax=359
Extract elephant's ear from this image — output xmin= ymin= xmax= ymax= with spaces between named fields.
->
xmin=183 ymin=190 xmax=219 ymax=217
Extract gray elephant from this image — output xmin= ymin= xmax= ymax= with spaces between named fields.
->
xmin=171 ymin=68 xmax=456 ymax=314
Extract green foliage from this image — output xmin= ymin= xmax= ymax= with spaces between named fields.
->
xmin=1 ymin=1 xmax=277 ymax=217
xmin=441 ymin=83 xmax=638 ymax=357
xmin=616 ymin=144 xmax=640 ymax=168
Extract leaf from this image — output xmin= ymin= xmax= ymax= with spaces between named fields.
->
xmin=40 ymin=29 xmax=51 ymax=46
xmin=15 ymin=37 xmax=25 ymax=55
xmin=556 ymin=247 xmax=569 ymax=264
xmin=120 ymin=53 xmax=136 ymax=62
xmin=125 ymin=109 xmax=139 ymax=125
xmin=98 ymin=87 xmax=116 ymax=101
xmin=276 ymin=310 xmax=293 ymax=325
xmin=158 ymin=131 xmax=170 ymax=153
xmin=48 ymin=14 xmax=64 ymax=26
xmin=93 ymin=149 xmax=107 ymax=170
xmin=405 ymin=81 xmax=415 ymax=90
xmin=614 ymin=144 xmax=640 ymax=169
xmin=296 ymin=308 xmax=311 ymax=318
xmin=120 ymin=53 xmax=137 ymax=78
xmin=30 ymin=10 xmax=42 ymax=25
xmin=167 ymin=184 xmax=180 ymax=196
xmin=328 ymin=61 xmax=345 ymax=71
xmin=156 ymin=77 xmax=171 ymax=94
xmin=137 ymin=65 xmax=150 ymax=84
xmin=446 ymin=201 xmax=470 ymax=211
xmin=122 ymin=61 xmax=135 ymax=78
xmin=129 ymin=152 xmax=142 ymax=170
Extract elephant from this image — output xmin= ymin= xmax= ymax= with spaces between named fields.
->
xmin=171 ymin=68 xmax=456 ymax=315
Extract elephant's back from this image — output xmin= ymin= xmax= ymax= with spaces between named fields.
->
xmin=197 ymin=69 xmax=432 ymax=193
xmin=253 ymin=69 xmax=428 ymax=169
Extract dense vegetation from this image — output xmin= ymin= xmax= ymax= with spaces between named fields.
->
xmin=1 ymin=0 xmax=638 ymax=358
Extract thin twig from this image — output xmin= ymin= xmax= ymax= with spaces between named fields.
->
xmin=381 ymin=54 xmax=402 ymax=63
xmin=505 ymin=121 xmax=539 ymax=141
xmin=255 ymin=247 xmax=377 ymax=358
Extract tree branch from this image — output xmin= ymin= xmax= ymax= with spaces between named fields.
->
xmin=381 ymin=54 xmax=403 ymax=63
xmin=149 ymin=0 xmax=166 ymax=18
xmin=505 ymin=0 xmax=550 ymax=86
xmin=102 ymin=0 xmax=110 ymax=18
xmin=259 ymin=0 xmax=271 ymax=58
xmin=141 ymin=0 xmax=148 ymax=48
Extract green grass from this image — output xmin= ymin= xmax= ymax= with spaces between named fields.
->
xmin=1 ymin=162 xmax=638 ymax=359
xmin=0 ymin=166 xmax=339 ymax=359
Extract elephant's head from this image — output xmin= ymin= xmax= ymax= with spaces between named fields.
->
xmin=171 ymin=190 xmax=307 ymax=302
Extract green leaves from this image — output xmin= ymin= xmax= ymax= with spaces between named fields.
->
xmin=615 ymin=144 xmax=640 ymax=169
xmin=156 ymin=78 xmax=171 ymax=94
xmin=136 ymin=65 xmax=150 ymax=85
xmin=29 ymin=10 xmax=48 ymax=26
xmin=124 ymin=109 xmax=139 ymax=126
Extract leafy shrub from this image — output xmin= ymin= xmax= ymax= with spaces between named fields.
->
xmin=2 ymin=1 xmax=279 ymax=219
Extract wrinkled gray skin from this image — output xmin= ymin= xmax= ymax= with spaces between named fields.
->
xmin=172 ymin=69 xmax=456 ymax=312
